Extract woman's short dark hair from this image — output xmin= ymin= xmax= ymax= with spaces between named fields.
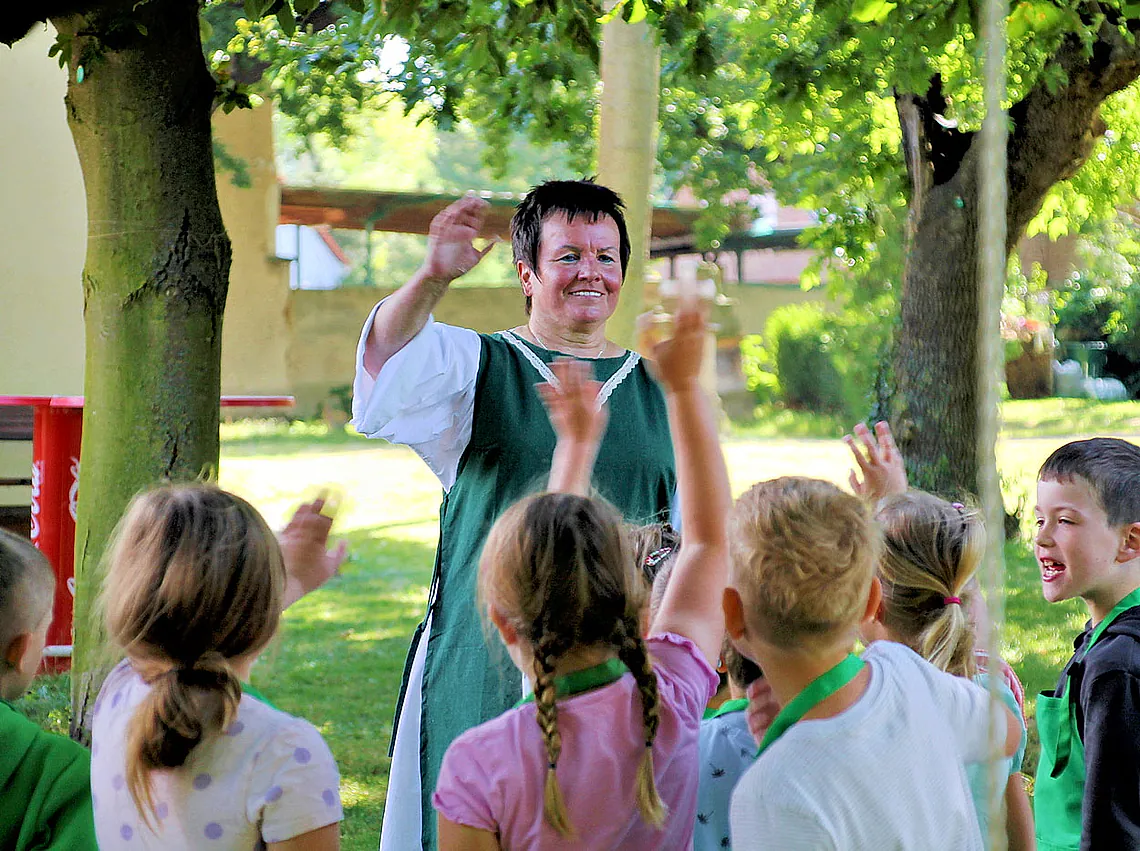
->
xmin=510 ymin=179 xmax=631 ymax=313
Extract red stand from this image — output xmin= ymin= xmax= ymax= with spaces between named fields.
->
xmin=0 ymin=394 xmax=293 ymax=673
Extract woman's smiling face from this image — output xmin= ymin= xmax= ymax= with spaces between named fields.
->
xmin=519 ymin=212 xmax=623 ymax=332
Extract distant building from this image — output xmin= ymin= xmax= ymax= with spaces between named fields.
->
xmin=275 ymin=224 xmax=350 ymax=290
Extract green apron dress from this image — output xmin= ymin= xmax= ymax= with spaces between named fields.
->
xmin=406 ymin=331 xmax=676 ymax=847
xmin=1034 ymin=587 xmax=1140 ymax=851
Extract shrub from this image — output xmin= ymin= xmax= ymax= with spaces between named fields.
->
xmin=741 ymin=301 xmax=887 ymax=420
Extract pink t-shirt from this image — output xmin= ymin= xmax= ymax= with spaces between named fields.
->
xmin=433 ymin=632 xmax=718 ymax=848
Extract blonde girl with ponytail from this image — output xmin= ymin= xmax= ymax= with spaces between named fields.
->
xmin=89 ymin=485 xmax=346 ymax=851
xmin=846 ymin=423 xmax=1035 ymax=851
xmin=433 ymin=301 xmax=731 ymax=849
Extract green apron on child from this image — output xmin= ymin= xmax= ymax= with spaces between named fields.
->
xmin=1034 ymin=587 xmax=1140 ymax=851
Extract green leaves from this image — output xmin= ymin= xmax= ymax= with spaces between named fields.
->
xmin=47 ymin=32 xmax=74 ymax=69
xmin=1007 ymin=1 xmax=1065 ymax=41
xmin=852 ymin=0 xmax=897 ymax=24
xmin=244 ymin=0 xmax=276 ymax=19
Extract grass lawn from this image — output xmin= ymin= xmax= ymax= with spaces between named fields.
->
xmin=14 ymin=398 xmax=1139 ymax=849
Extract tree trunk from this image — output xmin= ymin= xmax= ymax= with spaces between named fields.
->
xmin=894 ymin=160 xmax=984 ymax=498
xmin=892 ymin=18 xmax=1140 ymax=499
xmin=51 ymin=1 xmax=230 ymax=738
xmin=596 ymin=5 xmax=660 ymax=350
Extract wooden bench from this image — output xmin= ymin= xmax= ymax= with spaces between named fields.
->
xmin=0 ymin=405 xmax=33 ymax=537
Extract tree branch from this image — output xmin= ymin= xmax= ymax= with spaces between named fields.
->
xmin=1005 ymin=12 xmax=1140 ymax=245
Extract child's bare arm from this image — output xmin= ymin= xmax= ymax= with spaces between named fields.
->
xmin=845 ymin=421 xmax=908 ymax=500
xmin=268 ymin=823 xmax=340 ymax=851
xmin=539 ymin=359 xmax=608 ymax=495
xmin=649 ymin=302 xmax=731 ymax=666
xmin=1004 ymin=774 xmax=1036 ymax=851
xmin=1001 ymin=703 xmax=1021 ymax=758
xmin=437 ymin=817 xmax=502 ymax=851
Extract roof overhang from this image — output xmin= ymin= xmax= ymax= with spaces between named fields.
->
xmin=279 ymin=186 xmax=704 ymax=242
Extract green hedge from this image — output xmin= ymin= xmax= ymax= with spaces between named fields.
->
xmin=741 ymin=301 xmax=887 ymax=421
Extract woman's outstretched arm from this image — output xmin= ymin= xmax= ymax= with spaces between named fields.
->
xmin=363 ymin=194 xmax=496 ymax=377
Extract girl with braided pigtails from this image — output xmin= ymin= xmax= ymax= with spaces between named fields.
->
xmin=433 ymin=301 xmax=730 ymax=849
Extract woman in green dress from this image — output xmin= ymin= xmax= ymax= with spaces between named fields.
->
xmin=352 ymin=181 xmax=676 ymax=850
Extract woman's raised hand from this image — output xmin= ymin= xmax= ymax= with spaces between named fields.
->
xmin=420 ymin=194 xmax=497 ymax=283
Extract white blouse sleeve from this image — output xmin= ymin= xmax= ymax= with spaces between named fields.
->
xmin=351 ymin=301 xmax=482 ymax=492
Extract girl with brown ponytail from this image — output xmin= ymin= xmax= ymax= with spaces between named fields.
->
xmin=846 ymin=423 xmax=1035 ymax=851
xmin=89 ymin=485 xmax=346 ymax=850
xmin=433 ymin=301 xmax=731 ymax=849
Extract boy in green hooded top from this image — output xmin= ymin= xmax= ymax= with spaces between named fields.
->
xmin=0 ymin=529 xmax=96 ymax=851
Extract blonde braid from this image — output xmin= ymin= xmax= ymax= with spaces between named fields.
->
xmin=533 ymin=636 xmax=574 ymax=837
xmin=616 ymin=616 xmax=667 ymax=828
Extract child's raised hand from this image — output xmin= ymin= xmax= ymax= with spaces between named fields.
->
xmin=537 ymin=358 xmax=608 ymax=448
xmin=539 ymin=359 xmax=608 ymax=495
xmin=844 ymin=421 xmax=908 ymax=501
xmin=280 ymin=497 xmax=349 ymax=609
xmin=651 ymin=298 xmax=707 ymax=392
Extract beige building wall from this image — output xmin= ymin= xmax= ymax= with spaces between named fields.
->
xmin=285 ymin=282 xmax=829 ymax=417
xmin=213 ymin=106 xmax=292 ymax=399
xmin=0 ymin=25 xmax=86 ymax=492
xmin=0 ymin=26 xmax=87 ymax=395
xmin=286 ymin=286 xmax=530 ymax=416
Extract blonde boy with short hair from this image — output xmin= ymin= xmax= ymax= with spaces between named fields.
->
xmin=723 ymin=477 xmax=1020 ymax=850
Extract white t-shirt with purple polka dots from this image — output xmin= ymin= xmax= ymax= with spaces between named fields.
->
xmin=91 ymin=660 xmax=343 ymax=849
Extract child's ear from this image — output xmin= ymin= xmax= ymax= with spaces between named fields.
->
xmin=488 ymin=605 xmax=520 ymax=648
xmin=862 ymin=576 xmax=883 ymax=624
xmin=1117 ymin=522 xmax=1140 ymax=564
xmin=723 ymin=587 xmax=747 ymax=642
xmin=3 ymin=633 xmax=31 ymax=671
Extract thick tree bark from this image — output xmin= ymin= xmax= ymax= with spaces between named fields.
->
xmin=50 ymin=1 xmax=230 ymax=737
xmin=892 ymin=17 xmax=1140 ymax=498
xmin=597 ymin=5 xmax=660 ymax=350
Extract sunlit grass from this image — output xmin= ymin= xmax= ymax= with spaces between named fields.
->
xmin=1000 ymin=398 xmax=1140 ymax=438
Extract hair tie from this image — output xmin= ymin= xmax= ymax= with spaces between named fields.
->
xmin=943 ymin=596 xmax=962 ymax=606
xmin=951 ymin=502 xmax=965 ymax=513
xmin=644 ymin=545 xmax=674 ymax=571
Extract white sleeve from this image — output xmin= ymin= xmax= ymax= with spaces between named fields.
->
xmin=351 ymin=301 xmax=481 ymax=491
